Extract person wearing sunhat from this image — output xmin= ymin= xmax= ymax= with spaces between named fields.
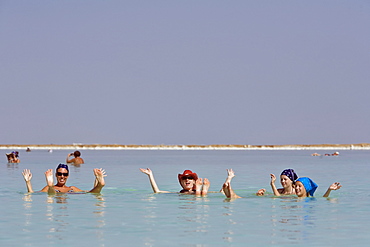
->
xmin=295 ymin=177 xmax=342 ymax=198
xmin=139 ymin=168 xmax=210 ymax=196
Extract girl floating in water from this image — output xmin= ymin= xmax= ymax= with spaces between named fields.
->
xmin=22 ymin=164 xmax=106 ymax=194
xmin=256 ymin=168 xmax=298 ymax=196
xmin=140 ymin=168 xmax=210 ymax=196
xmin=295 ymin=177 xmax=341 ymax=198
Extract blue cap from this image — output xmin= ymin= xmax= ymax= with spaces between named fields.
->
xmin=297 ymin=177 xmax=318 ymax=196
xmin=56 ymin=163 xmax=69 ymax=172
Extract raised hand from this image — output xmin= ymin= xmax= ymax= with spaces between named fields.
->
xmin=256 ymin=188 xmax=266 ymax=196
xmin=44 ymin=169 xmax=54 ymax=187
xmin=329 ymin=182 xmax=342 ymax=191
xmin=22 ymin=169 xmax=32 ymax=182
xmin=270 ymin=174 xmax=276 ymax=184
xmin=140 ymin=168 xmax=153 ymax=176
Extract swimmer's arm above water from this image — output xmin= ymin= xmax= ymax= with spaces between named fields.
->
xmin=323 ymin=182 xmax=342 ymax=197
xmin=270 ymin=174 xmax=281 ymax=196
xmin=140 ymin=168 xmax=170 ymax=193
xmin=22 ymin=169 xmax=34 ymax=193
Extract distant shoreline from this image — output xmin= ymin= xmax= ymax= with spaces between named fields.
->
xmin=1 ymin=143 xmax=370 ymax=150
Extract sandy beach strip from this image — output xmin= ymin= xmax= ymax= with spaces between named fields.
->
xmin=1 ymin=143 xmax=370 ymax=150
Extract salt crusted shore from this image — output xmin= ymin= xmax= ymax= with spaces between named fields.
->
xmin=1 ymin=143 xmax=370 ymax=150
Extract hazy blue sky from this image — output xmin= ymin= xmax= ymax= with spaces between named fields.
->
xmin=1 ymin=1 xmax=369 ymax=145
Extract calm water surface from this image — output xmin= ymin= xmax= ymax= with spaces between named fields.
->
xmin=1 ymin=150 xmax=369 ymax=246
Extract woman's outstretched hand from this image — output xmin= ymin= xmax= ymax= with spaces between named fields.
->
xmin=329 ymin=182 xmax=342 ymax=190
xmin=140 ymin=168 xmax=153 ymax=176
xmin=45 ymin=169 xmax=54 ymax=187
xmin=270 ymin=174 xmax=276 ymax=184
xmin=22 ymin=169 xmax=32 ymax=182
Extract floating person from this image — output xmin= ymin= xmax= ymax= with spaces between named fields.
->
xmin=295 ymin=177 xmax=341 ymax=198
xmin=66 ymin=151 xmax=84 ymax=165
xmin=22 ymin=164 xmax=106 ymax=194
xmin=256 ymin=168 xmax=298 ymax=196
xmin=6 ymin=151 xmax=20 ymax=163
xmin=311 ymin=153 xmax=321 ymax=156
xmin=26 ymin=147 xmax=31 ymax=152
xmin=139 ymin=168 xmax=210 ymax=196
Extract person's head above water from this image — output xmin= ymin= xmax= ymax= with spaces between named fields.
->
xmin=280 ymin=169 xmax=298 ymax=182
xmin=178 ymin=170 xmax=198 ymax=191
xmin=56 ymin=163 xmax=69 ymax=173
xmin=295 ymin=177 xmax=318 ymax=197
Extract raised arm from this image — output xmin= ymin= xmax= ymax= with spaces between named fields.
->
xmin=140 ymin=168 xmax=169 ymax=193
xmin=66 ymin=153 xmax=74 ymax=164
xmin=43 ymin=169 xmax=56 ymax=194
xmin=270 ymin=173 xmax=281 ymax=196
xmin=323 ymin=182 xmax=342 ymax=197
xmin=22 ymin=169 xmax=34 ymax=193
xmin=89 ymin=168 xmax=106 ymax=193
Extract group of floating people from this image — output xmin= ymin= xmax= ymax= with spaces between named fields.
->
xmin=11 ymin=150 xmax=342 ymax=199
xmin=141 ymin=168 xmax=341 ymax=199
xmin=311 ymin=151 xmax=340 ymax=156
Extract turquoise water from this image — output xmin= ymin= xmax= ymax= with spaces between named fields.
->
xmin=1 ymin=150 xmax=369 ymax=246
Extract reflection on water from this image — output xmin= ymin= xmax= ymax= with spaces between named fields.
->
xmin=21 ymin=193 xmax=106 ymax=245
xmin=270 ymin=197 xmax=318 ymax=245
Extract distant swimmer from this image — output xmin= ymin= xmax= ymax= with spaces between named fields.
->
xmin=6 ymin=151 xmax=20 ymax=163
xmin=311 ymin=153 xmax=321 ymax=156
xmin=324 ymin=152 xmax=339 ymax=156
xmin=26 ymin=147 xmax=31 ymax=152
xmin=140 ymin=168 xmax=210 ymax=196
xmin=66 ymin=150 xmax=84 ymax=165
xmin=22 ymin=164 xmax=106 ymax=194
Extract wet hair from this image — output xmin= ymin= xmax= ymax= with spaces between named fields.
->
xmin=56 ymin=163 xmax=69 ymax=172
xmin=73 ymin=151 xmax=81 ymax=157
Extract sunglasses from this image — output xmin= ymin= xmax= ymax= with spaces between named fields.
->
xmin=181 ymin=176 xmax=194 ymax=180
xmin=57 ymin=172 xmax=69 ymax=176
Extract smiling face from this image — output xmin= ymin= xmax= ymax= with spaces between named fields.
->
xmin=55 ymin=168 xmax=69 ymax=186
xmin=294 ymin=181 xmax=307 ymax=197
xmin=180 ymin=176 xmax=196 ymax=191
xmin=280 ymin=175 xmax=293 ymax=189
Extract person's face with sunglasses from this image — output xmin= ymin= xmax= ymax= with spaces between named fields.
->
xmin=56 ymin=168 xmax=69 ymax=185
xmin=180 ymin=176 xmax=195 ymax=191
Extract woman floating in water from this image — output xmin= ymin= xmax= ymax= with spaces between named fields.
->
xmin=22 ymin=164 xmax=106 ymax=194
xmin=256 ymin=168 xmax=298 ymax=196
xmin=140 ymin=168 xmax=210 ymax=196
